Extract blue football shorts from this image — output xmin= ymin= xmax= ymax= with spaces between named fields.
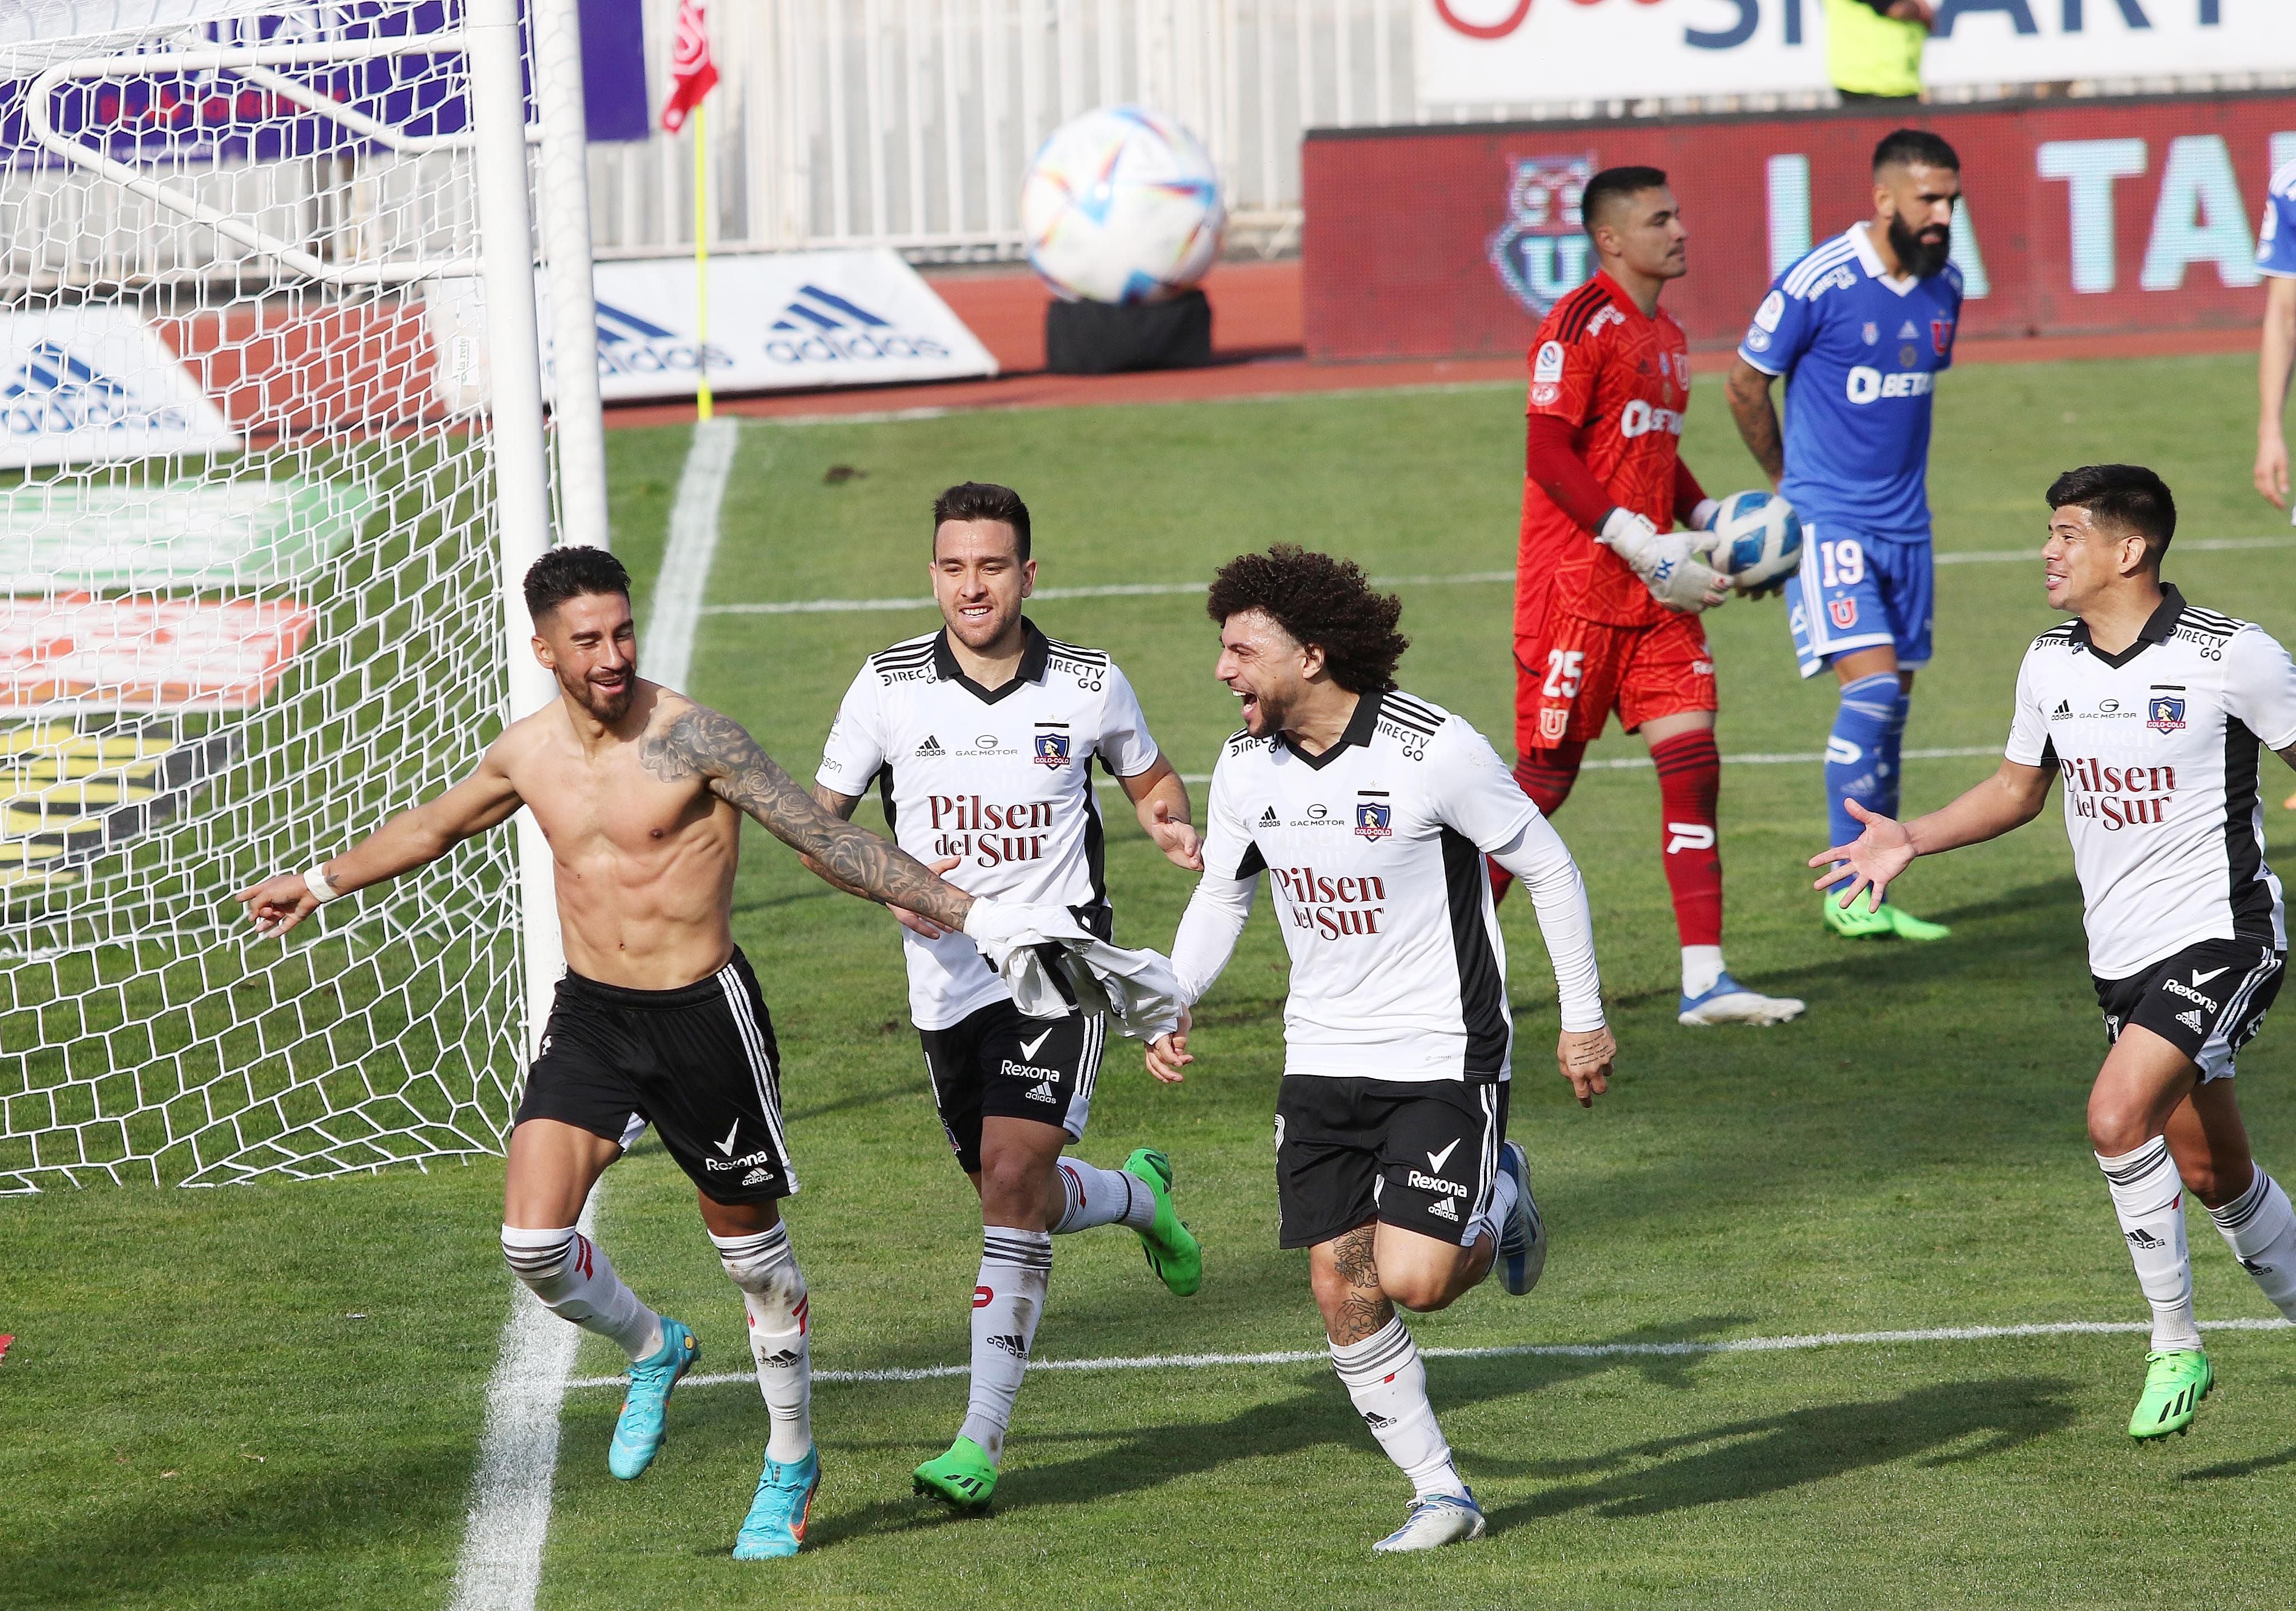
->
xmin=1785 ymin=523 xmax=1934 ymax=679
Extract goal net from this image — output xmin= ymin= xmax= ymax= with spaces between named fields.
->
xmin=0 ymin=0 xmax=586 ymax=1192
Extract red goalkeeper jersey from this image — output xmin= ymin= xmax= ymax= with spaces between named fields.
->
xmin=1517 ymin=272 xmax=1694 ymax=632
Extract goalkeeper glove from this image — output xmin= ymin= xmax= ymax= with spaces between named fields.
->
xmin=1598 ymin=507 xmax=1730 ymax=614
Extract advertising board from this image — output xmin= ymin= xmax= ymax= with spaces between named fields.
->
xmin=1302 ymin=93 xmax=2296 ymax=362
xmin=0 ymin=305 xmax=241 ymax=468
xmin=1418 ymin=1 xmax=2290 ymax=108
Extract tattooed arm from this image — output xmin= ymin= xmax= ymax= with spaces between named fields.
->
xmin=642 ymin=702 xmax=975 ymax=929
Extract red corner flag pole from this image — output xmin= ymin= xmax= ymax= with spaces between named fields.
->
xmin=660 ymin=0 xmax=721 ymax=420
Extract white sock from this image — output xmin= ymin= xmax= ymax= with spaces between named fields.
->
xmin=711 ymin=1223 xmax=814 ymax=1462
xmin=2207 ymin=1168 xmax=2296 ymax=1321
xmin=958 ymin=1227 xmax=1051 ymax=1462
xmin=1329 ymin=1316 xmax=1467 ymax=1500
xmin=500 ymin=1224 xmax=663 ymax=1361
xmin=1052 ymin=1159 xmax=1157 ymax=1234
xmin=1681 ymin=944 xmax=1725 ymax=999
xmin=1467 ymin=1162 xmax=1519 ymax=1252
xmin=2097 ymin=1140 xmax=2203 ymax=1352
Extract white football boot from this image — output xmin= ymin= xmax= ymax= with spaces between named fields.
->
xmin=1371 ymin=1490 xmax=1486 ymax=1553
xmin=1678 ymin=970 xmax=1805 ymax=1028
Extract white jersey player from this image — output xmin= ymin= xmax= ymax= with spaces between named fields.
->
xmin=1146 ymin=545 xmax=1615 ymax=1553
xmin=1820 ymin=464 xmax=2296 ymax=1442
xmin=811 ymin=482 xmax=1206 ymax=1511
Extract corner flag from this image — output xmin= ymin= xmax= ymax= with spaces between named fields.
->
xmin=661 ymin=0 xmax=719 ymax=418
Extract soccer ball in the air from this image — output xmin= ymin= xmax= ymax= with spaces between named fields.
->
xmin=1698 ymin=490 xmax=1803 ymax=592
xmin=1020 ymin=106 xmax=1226 ymax=304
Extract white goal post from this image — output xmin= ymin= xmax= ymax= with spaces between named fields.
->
xmin=0 ymin=0 xmax=606 ymax=1191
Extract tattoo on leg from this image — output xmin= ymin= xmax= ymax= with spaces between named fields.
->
xmin=1326 ymin=1224 xmax=1393 ymax=1346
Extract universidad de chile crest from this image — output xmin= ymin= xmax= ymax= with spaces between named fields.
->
xmin=1487 ymin=153 xmax=1597 ymax=316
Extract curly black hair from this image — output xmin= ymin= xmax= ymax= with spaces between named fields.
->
xmin=1205 ymin=545 xmax=1409 ymax=695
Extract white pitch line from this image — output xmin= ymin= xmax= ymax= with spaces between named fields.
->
xmin=446 ymin=1193 xmax=599 ymax=1611
xmin=699 ymin=536 xmax=2296 ymax=619
xmin=447 ymin=419 xmax=745 ymax=1611
xmin=566 ymin=1315 xmax=2293 ymax=1392
xmin=647 ymin=416 xmax=743 ymax=688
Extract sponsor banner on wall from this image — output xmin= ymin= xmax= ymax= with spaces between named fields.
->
xmin=0 ymin=306 xmax=241 ymax=468
xmin=424 ymin=249 xmax=998 ymax=406
xmin=0 ymin=478 xmax=374 ymax=591
xmin=1417 ymin=1 xmax=2290 ymax=107
xmin=1303 ymin=93 xmax=2296 ymax=362
xmin=0 ymin=595 xmax=313 ymax=711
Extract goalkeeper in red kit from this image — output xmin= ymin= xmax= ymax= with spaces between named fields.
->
xmin=1493 ymin=165 xmax=1803 ymax=1028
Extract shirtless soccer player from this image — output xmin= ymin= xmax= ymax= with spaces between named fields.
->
xmin=1818 ymin=466 xmax=2296 ymax=1440
xmin=811 ymin=481 xmax=1205 ymax=1510
xmin=1148 ymin=546 xmax=1615 ymax=1552
xmin=1502 ymin=163 xmax=1802 ymax=1029
xmin=237 ymin=546 xmax=1057 ymax=1557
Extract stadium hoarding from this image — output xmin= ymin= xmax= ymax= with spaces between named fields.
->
xmin=0 ymin=304 xmax=241 ymax=467
xmin=0 ymin=594 xmax=314 ymax=711
xmin=1417 ymin=1 xmax=2289 ymax=107
xmin=1303 ymin=91 xmax=2296 ymax=362
xmin=426 ymin=248 xmax=1001 ymax=406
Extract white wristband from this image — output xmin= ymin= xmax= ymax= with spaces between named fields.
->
xmin=305 ymin=865 xmax=341 ymax=904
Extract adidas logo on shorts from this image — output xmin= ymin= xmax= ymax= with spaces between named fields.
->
xmin=742 ymin=1167 xmax=772 ymax=1185
xmin=1427 ymin=1196 xmax=1459 ymax=1222
xmin=2177 ymin=1008 xmax=2204 ymax=1032
xmin=1026 ymin=1080 xmax=1058 ymax=1104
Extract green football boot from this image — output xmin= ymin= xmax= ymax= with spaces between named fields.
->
xmin=1123 ymin=1147 xmax=1203 ymax=1297
xmin=1822 ymin=895 xmax=1950 ymax=941
xmin=2129 ymin=1349 xmax=2213 ymax=1440
xmin=913 ymin=1435 xmax=999 ymax=1510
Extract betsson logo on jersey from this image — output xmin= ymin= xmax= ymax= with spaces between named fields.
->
xmin=2061 ymin=756 xmax=2178 ymax=830
xmin=927 ymin=795 xmax=1057 ymax=866
xmin=1845 ymin=367 xmax=1934 ymax=405
xmin=1272 ymin=866 xmax=1387 ymax=939
xmin=1618 ymin=399 xmax=1684 ymax=439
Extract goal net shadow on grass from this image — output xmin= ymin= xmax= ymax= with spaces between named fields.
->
xmin=0 ymin=1 xmax=546 ymax=1193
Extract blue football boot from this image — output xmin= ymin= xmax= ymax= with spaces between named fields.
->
xmin=607 ymin=1318 xmax=697 ymax=1479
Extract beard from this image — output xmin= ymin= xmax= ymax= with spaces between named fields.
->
xmin=1888 ymin=210 xmax=1951 ymax=279
xmin=563 ymin=666 xmax=635 ymax=722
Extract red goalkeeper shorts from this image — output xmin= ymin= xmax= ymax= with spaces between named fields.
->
xmin=1513 ymin=608 xmax=1717 ymax=752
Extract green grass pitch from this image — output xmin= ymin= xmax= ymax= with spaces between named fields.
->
xmin=8 ymin=351 xmax=2296 ymax=1608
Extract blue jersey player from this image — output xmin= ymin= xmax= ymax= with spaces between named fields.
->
xmin=2255 ymin=150 xmax=2296 ymax=515
xmin=1726 ymin=127 xmax=1963 ymax=940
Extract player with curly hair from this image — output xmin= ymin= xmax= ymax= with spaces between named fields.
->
xmin=1149 ymin=544 xmax=1614 ymax=1552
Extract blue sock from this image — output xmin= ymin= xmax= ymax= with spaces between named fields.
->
xmin=1824 ymin=672 xmax=1900 ymax=886
xmin=1876 ymin=683 xmax=1910 ymax=821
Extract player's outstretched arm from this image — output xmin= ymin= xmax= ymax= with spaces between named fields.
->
xmin=1487 ymin=814 xmax=1613 ymax=1106
xmin=1810 ymin=758 xmax=2054 ymax=913
xmin=1723 ymin=359 xmax=1786 ymax=488
xmin=1118 ymin=756 xmax=1203 ymax=871
xmin=2258 ymin=278 xmax=2296 ymax=510
xmin=643 ymin=702 xmax=975 ymax=929
xmin=1150 ymin=871 xmax=1257 ymax=1082
xmin=236 ymin=747 xmax=525 ymax=937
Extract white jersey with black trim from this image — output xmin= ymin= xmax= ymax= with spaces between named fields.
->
xmin=2005 ymin=585 xmax=2296 ymax=980
xmin=817 ymin=620 xmax=1162 ymax=1029
xmin=1196 ymin=689 xmax=1536 ymax=1083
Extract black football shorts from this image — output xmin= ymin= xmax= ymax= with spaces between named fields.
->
xmin=1273 ymin=1073 xmax=1509 ymax=1250
xmin=514 ymin=948 xmax=798 ymax=1204
xmin=2094 ymin=938 xmax=2283 ymax=1084
xmin=917 ymin=997 xmax=1105 ymax=1173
